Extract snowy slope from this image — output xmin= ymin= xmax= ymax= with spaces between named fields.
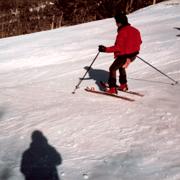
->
xmin=0 ymin=0 xmax=180 ymax=180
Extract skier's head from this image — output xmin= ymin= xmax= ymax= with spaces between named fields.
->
xmin=114 ymin=12 xmax=128 ymax=25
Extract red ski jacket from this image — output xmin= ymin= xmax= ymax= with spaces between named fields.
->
xmin=106 ymin=24 xmax=142 ymax=58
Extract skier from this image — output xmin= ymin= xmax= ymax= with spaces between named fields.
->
xmin=98 ymin=12 xmax=142 ymax=94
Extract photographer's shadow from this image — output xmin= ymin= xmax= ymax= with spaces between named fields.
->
xmin=83 ymin=66 xmax=109 ymax=90
xmin=20 ymin=130 xmax=62 ymax=180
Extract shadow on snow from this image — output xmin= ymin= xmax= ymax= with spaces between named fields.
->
xmin=20 ymin=130 xmax=62 ymax=180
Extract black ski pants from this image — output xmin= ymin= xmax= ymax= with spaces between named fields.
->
xmin=108 ymin=55 xmax=136 ymax=88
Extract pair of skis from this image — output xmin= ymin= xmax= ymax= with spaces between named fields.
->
xmin=85 ymin=81 xmax=144 ymax=102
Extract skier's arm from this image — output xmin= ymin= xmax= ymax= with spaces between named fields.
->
xmin=105 ymin=32 xmax=125 ymax=53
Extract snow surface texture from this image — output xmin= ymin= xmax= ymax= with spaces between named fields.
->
xmin=0 ymin=0 xmax=180 ymax=179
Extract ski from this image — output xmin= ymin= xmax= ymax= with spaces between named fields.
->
xmin=85 ymin=87 xmax=135 ymax=102
xmin=100 ymin=81 xmax=144 ymax=97
xmin=118 ymin=89 xmax=144 ymax=97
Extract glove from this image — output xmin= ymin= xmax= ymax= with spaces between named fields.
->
xmin=98 ymin=45 xmax=106 ymax=52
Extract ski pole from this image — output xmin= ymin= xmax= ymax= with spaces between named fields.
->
xmin=72 ymin=52 xmax=100 ymax=94
xmin=137 ymin=56 xmax=178 ymax=85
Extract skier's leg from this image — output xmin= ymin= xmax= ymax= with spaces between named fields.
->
xmin=108 ymin=59 xmax=119 ymax=87
xmin=118 ymin=57 xmax=127 ymax=84
xmin=108 ymin=58 xmax=125 ymax=87
xmin=119 ymin=67 xmax=127 ymax=84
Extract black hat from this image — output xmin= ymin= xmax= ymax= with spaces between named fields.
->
xmin=114 ymin=13 xmax=128 ymax=25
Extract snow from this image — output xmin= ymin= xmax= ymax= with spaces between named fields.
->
xmin=0 ymin=0 xmax=180 ymax=179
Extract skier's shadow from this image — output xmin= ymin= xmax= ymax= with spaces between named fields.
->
xmin=20 ymin=130 xmax=62 ymax=180
xmin=174 ymin=27 xmax=180 ymax=37
xmin=83 ymin=66 xmax=109 ymax=90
